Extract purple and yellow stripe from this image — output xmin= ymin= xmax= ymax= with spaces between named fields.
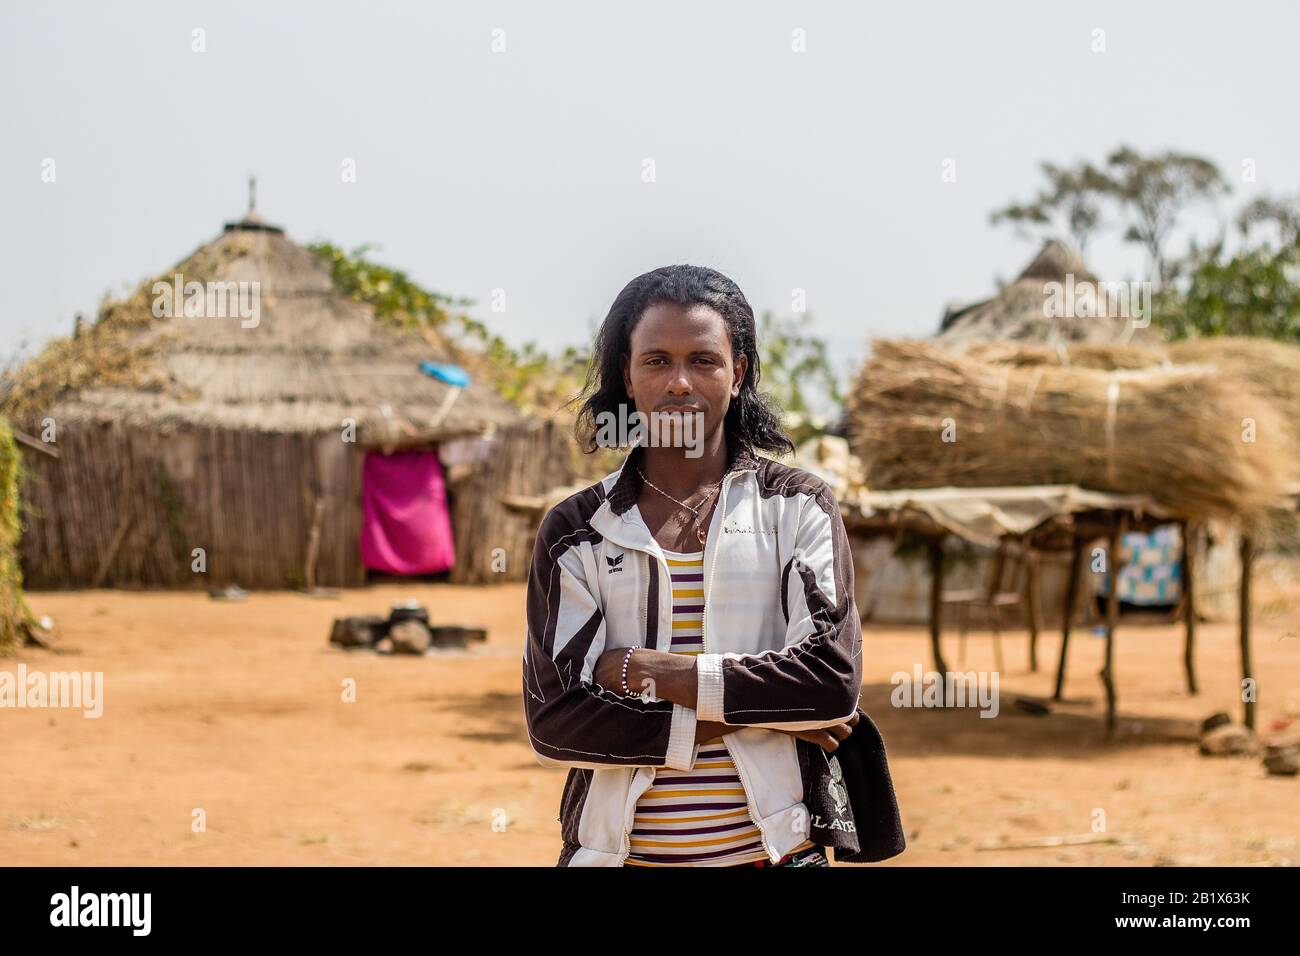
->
xmin=624 ymin=548 xmax=811 ymax=867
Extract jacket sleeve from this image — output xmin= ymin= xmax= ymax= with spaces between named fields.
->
xmin=522 ymin=505 xmax=698 ymax=771
xmin=694 ymin=480 xmax=862 ymax=731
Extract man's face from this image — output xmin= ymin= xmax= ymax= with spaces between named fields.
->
xmin=622 ymin=301 xmax=747 ymax=452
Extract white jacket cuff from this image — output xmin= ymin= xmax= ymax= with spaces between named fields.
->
xmin=665 ymin=703 xmax=698 ymax=771
xmin=696 ymin=653 xmax=726 ymax=722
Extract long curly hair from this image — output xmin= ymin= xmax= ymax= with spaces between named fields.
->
xmin=567 ymin=264 xmax=794 ymax=459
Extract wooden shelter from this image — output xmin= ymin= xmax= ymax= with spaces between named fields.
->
xmin=843 ymin=485 xmax=1270 ymax=738
xmin=6 ymin=207 xmax=572 ymax=589
xmin=841 ymin=331 xmax=1300 ymax=738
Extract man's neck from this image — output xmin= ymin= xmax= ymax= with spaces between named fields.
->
xmin=639 ymin=438 xmax=729 ymax=501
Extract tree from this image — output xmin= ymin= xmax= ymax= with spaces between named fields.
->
xmin=990 ymin=160 xmax=1112 ymax=256
xmin=1155 ymin=192 xmax=1300 ymax=341
xmin=755 ymin=310 xmax=846 ymax=443
xmin=1104 ymin=146 xmax=1229 ymax=288
xmin=1237 ymin=192 xmax=1300 ymax=248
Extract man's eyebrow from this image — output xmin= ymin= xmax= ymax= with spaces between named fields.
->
xmin=636 ymin=347 xmax=724 ymax=358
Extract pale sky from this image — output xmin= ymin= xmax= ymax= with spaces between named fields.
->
xmin=3 ymin=0 xmax=1296 ymax=402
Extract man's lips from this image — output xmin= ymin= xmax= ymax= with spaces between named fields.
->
xmin=657 ymin=406 xmax=703 ymax=413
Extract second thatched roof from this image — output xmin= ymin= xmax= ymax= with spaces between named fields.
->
xmin=937 ymin=240 xmax=1162 ymax=350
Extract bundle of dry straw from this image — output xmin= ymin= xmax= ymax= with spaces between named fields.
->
xmin=965 ymin=340 xmax=1171 ymax=371
xmin=965 ymin=337 xmax=1300 ymax=450
xmin=846 ymin=340 xmax=1296 ymax=522
xmin=1167 ymin=338 xmax=1300 ymax=448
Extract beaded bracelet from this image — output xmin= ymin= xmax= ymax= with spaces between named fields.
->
xmin=620 ymin=646 xmax=638 ymax=696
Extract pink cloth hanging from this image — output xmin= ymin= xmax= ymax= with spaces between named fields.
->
xmin=359 ymin=449 xmax=455 ymax=575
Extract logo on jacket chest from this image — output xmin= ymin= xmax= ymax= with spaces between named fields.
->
xmin=606 ymin=553 xmax=625 ymax=574
xmin=723 ymin=523 xmax=777 ymax=534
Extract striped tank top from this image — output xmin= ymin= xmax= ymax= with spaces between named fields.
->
xmin=623 ymin=546 xmax=815 ymax=866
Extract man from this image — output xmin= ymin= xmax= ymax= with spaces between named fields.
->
xmin=523 ymin=264 xmax=865 ymax=866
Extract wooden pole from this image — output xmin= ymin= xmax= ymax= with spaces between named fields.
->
xmin=1023 ymin=541 xmax=1041 ymax=672
xmin=989 ymin=542 xmax=1006 ymax=674
xmin=1053 ymin=535 xmax=1084 ymax=701
xmin=91 ymin=511 xmax=133 ymax=588
xmin=928 ymin=537 xmax=949 ymax=675
xmin=304 ymin=495 xmax=326 ymax=591
xmin=1102 ymin=513 xmax=1128 ymax=740
xmin=1181 ymin=521 xmax=1198 ymax=695
xmin=13 ymin=430 xmax=60 ymax=457
xmin=1239 ymin=533 xmax=1256 ymax=732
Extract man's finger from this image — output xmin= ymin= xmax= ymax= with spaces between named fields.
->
xmin=810 ymin=731 xmax=839 ymax=752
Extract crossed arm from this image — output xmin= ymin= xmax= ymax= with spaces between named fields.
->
xmin=593 ymin=647 xmax=698 ymax=708
xmin=522 ymin=484 xmax=862 ymax=772
xmin=593 ymin=648 xmax=859 ymax=748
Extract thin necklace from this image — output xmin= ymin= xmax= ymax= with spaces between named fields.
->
xmin=636 ymin=466 xmax=722 ymax=545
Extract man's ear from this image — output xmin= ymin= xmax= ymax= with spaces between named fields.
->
xmin=622 ymin=356 xmax=633 ymax=399
xmin=732 ymin=353 xmax=748 ymax=397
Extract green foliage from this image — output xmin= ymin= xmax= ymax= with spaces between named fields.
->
xmin=755 ymin=310 xmax=846 ymax=441
xmin=308 ymin=242 xmax=471 ymax=331
xmin=1156 ymin=241 xmax=1300 ymax=341
xmin=1154 ymin=190 xmax=1300 ymax=341
xmin=0 ymin=419 xmax=33 ymax=655
xmin=308 ymin=241 xmax=592 ymax=418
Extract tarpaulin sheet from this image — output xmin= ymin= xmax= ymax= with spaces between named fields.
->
xmin=847 ymin=484 xmax=1175 ymax=547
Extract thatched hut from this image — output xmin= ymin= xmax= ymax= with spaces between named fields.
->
xmin=6 ymin=209 xmax=572 ymax=589
xmin=937 ymin=239 xmax=1162 ymax=350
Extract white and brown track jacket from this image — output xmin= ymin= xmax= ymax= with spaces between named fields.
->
xmin=522 ymin=441 xmax=864 ymax=866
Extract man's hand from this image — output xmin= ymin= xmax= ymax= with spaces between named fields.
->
xmin=774 ymin=711 xmax=859 ymax=752
xmin=699 ymin=715 xmax=862 ymax=750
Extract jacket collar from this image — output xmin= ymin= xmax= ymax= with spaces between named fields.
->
xmin=605 ymin=441 xmax=761 ymax=517
xmin=592 ymin=441 xmax=761 ymax=550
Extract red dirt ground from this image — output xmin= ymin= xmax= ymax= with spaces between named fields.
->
xmin=3 ymin=574 xmax=1298 ymax=866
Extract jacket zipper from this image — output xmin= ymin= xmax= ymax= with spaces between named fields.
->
xmin=618 ymin=768 xmax=642 ymax=865
xmin=617 ymin=470 xmax=775 ymax=865
xmin=619 ymin=550 xmax=659 ymax=865
xmin=638 ymin=551 xmax=648 ymax=652
xmin=703 ymin=471 xmax=776 ymax=863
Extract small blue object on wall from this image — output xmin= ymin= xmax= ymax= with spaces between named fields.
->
xmin=419 ymin=361 xmax=471 ymax=387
